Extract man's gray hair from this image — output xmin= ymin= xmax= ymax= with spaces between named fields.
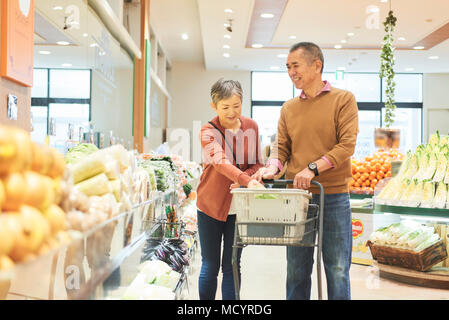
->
xmin=290 ymin=42 xmax=324 ymax=74
xmin=210 ymin=78 xmax=243 ymax=105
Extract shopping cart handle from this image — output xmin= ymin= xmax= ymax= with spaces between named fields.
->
xmin=262 ymin=179 xmax=324 ymax=191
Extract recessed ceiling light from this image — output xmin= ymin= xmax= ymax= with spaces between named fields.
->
xmin=223 ymin=44 xmax=230 ymax=49
xmin=224 ymin=34 xmax=231 ymax=39
xmin=38 ymin=50 xmax=51 ymax=55
xmin=181 ymin=33 xmax=189 ymax=40
xmin=224 ymin=8 xmax=233 ymax=13
xmin=82 ymin=33 xmax=88 ymax=37
xmin=223 ymin=53 xmax=230 ymax=58
xmin=429 ymin=56 xmax=439 ymax=59
xmin=289 ymin=35 xmax=297 ymax=39
xmin=270 ymin=66 xmax=280 ymax=70
xmin=347 ymin=32 xmax=355 ymax=37
xmin=413 ymin=46 xmax=425 ymax=50
xmin=334 ymin=44 xmax=342 ymax=49
xmin=53 ymin=6 xmax=63 ymax=10
xmin=405 ymin=67 xmax=414 ymax=71
xmin=57 ymin=41 xmax=70 ymax=46
xmin=340 ymin=39 xmax=347 ymax=44
xmin=398 ymin=37 xmax=406 ymax=41
xmin=61 ymin=63 xmax=72 ymax=67
xmin=277 ymin=53 xmax=288 ymax=58
xmin=380 ymin=0 xmax=388 ymax=3
xmin=252 ymin=43 xmax=263 ymax=48
xmin=260 ymin=13 xmax=274 ymax=18
xmin=369 ymin=6 xmax=380 ymax=13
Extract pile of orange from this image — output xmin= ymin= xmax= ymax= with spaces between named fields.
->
xmin=349 ymin=149 xmax=403 ymax=195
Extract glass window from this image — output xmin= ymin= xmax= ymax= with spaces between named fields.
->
xmin=252 ymin=72 xmax=293 ymax=101
xmin=353 ymin=110 xmax=381 ymax=159
xmin=49 ymin=103 xmax=90 ymax=151
xmin=50 ymin=69 xmax=91 ymax=99
xmin=381 ymin=108 xmax=422 ymax=153
xmin=30 ymin=106 xmax=48 ymax=144
xmin=344 ymin=73 xmax=380 ymax=102
xmin=251 ymin=106 xmax=282 ymax=148
xmin=31 ymin=69 xmax=48 ymax=98
xmin=382 ymin=74 xmax=423 ymax=102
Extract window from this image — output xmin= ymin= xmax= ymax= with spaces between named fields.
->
xmin=31 ymin=68 xmax=91 ymax=148
xmin=251 ymin=71 xmax=423 ymax=157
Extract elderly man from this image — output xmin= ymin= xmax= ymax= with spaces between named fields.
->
xmin=253 ymin=42 xmax=359 ymax=300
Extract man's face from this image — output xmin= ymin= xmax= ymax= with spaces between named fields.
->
xmin=286 ymin=49 xmax=321 ymax=90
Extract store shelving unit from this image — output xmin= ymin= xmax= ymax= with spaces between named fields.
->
xmin=0 ymin=187 xmax=198 ymax=300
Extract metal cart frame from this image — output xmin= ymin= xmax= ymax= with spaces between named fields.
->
xmin=231 ymin=180 xmax=324 ymax=300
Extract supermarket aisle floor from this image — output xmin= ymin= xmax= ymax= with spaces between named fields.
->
xmin=187 ymin=245 xmax=449 ymax=300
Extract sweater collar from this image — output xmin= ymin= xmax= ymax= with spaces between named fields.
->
xmin=299 ymin=80 xmax=331 ymax=100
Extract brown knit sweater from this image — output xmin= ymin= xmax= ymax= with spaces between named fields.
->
xmin=269 ymin=87 xmax=359 ymax=194
xmin=196 ymin=116 xmax=264 ymax=221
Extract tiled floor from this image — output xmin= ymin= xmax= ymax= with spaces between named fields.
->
xmin=187 ymin=245 xmax=449 ymax=300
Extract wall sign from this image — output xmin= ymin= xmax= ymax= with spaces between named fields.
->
xmin=1 ymin=0 xmax=34 ymax=87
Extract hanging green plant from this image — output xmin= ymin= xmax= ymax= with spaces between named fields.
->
xmin=380 ymin=10 xmax=397 ymax=128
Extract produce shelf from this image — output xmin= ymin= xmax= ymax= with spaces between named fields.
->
xmin=350 ymin=193 xmax=374 ymax=200
xmin=374 ymin=204 xmax=449 ymax=218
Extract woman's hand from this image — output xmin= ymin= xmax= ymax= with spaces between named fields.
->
xmin=252 ymin=165 xmax=278 ymax=182
xmin=230 ymin=182 xmax=240 ymax=190
xmin=248 ymin=179 xmax=265 ymax=189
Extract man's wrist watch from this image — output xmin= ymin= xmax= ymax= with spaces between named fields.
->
xmin=308 ymin=162 xmax=319 ymax=176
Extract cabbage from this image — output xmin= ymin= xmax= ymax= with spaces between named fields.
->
xmin=432 ymin=182 xmax=447 ymax=209
xmin=65 ymin=143 xmax=98 ymax=164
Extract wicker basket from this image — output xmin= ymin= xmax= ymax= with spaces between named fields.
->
xmin=367 ymin=240 xmax=448 ymax=271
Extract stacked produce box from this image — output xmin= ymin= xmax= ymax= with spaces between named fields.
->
xmin=375 ymin=132 xmax=449 ymax=208
xmin=350 ymin=149 xmax=403 ymax=195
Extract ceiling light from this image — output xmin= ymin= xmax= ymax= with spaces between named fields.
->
xmin=277 ymin=53 xmax=288 ymax=58
xmin=340 ymin=39 xmax=347 ymax=44
xmin=398 ymin=37 xmax=406 ymax=41
xmin=413 ymin=46 xmax=425 ymax=50
xmin=270 ymin=66 xmax=280 ymax=70
xmin=57 ymin=41 xmax=70 ymax=46
xmin=289 ymin=35 xmax=297 ymax=39
xmin=347 ymin=32 xmax=355 ymax=37
xmin=405 ymin=67 xmax=414 ymax=71
xmin=252 ymin=43 xmax=263 ymax=48
xmin=223 ymin=53 xmax=230 ymax=58
xmin=53 ymin=6 xmax=63 ymax=10
xmin=429 ymin=56 xmax=439 ymax=59
xmin=224 ymin=34 xmax=231 ymax=39
xmin=380 ymin=0 xmax=388 ymax=3
xmin=369 ymin=6 xmax=380 ymax=13
xmin=223 ymin=44 xmax=230 ymax=49
xmin=334 ymin=44 xmax=342 ymax=49
xmin=224 ymin=8 xmax=233 ymax=13
xmin=260 ymin=13 xmax=274 ymax=18
xmin=61 ymin=63 xmax=72 ymax=67
xmin=38 ymin=50 xmax=51 ymax=55
xmin=181 ymin=33 xmax=189 ymax=40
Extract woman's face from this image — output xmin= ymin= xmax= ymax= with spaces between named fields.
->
xmin=211 ymin=94 xmax=242 ymax=129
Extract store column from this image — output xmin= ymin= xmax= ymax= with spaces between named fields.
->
xmin=0 ymin=0 xmax=34 ymax=131
xmin=133 ymin=0 xmax=150 ymax=153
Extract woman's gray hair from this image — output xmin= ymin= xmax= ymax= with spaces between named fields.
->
xmin=210 ymin=78 xmax=243 ymax=105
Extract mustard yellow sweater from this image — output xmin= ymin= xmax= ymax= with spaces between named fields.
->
xmin=270 ymin=87 xmax=359 ymax=194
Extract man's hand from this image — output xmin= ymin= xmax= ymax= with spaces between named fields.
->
xmin=230 ymin=182 xmax=240 ymax=190
xmin=248 ymin=179 xmax=265 ymax=189
xmin=252 ymin=165 xmax=279 ymax=182
xmin=293 ymin=167 xmax=315 ymax=189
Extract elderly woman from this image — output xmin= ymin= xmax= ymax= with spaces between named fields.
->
xmin=196 ymin=79 xmax=265 ymax=300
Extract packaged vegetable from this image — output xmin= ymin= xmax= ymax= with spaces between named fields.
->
xmin=105 ymin=160 xmax=120 ymax=180
xmin=74 ymin=173 xmax=111 ymax=197
xmin=420 ymin=180 xmax=435 ymax=208
xmin=432 ymin=181 xmax=447 ymax=209
xmin=70 ymin=154 xmax=106 ymax=184
xmin=65 ymin=143 xmax=98 ymax=164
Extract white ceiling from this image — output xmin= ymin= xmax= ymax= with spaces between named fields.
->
xmin=149 ymin=0 xmax=449 ymax=73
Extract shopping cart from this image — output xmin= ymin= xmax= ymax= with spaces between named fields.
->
xmin=230 ymin=179 xmax=324 ymax=300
